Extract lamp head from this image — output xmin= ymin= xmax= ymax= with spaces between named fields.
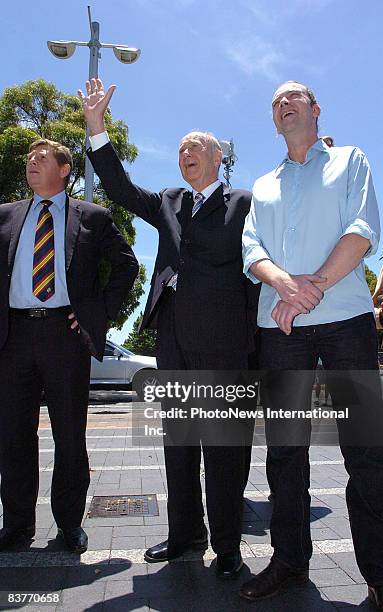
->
xmin=113 ymin=46 xmax=141 ymax=64
xmin=219 ymin=140 xmax=235 ymax=166
xmin=47 ymin=41 xmax=76 ymax=59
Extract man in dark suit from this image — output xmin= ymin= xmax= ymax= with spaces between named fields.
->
xmin=80 ymin=78 xmax=259 ymax=578
xmin=0 ymin=138 xmax=138 ymax=553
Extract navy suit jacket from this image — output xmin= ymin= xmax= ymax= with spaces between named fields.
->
xmin=88 ymin=143 xmax=260 ymax=354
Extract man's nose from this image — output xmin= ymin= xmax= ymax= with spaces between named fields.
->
xmin=280 ymin=96 xmax=289 ymax=106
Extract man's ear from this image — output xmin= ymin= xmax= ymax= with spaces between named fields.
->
xmin=215 ymin=150 xmax=223 ymax=168
xmin=312 ymin=103 xmax=321 ymax=119
xmin=60 ymin=163 xmax=71 ymax=180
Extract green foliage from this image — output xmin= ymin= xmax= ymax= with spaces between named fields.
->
xmin=364 ymin=265 xmax=383 ymax=346
xmin=107 ymin=265 xmax=147 ymax=331
xmin=123 ymin=312 xmax=157 ymax=356
xmin=0 ymin=79 xmax=144 ymax=329
xmin=0 ymin=79 xmax=138 ymax=202
xmin=365 ymin=264 xmax=377 ymax=295
xmin=0 ymin=126 xmax=38 ymax=201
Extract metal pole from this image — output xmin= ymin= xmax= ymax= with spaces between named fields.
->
xmin=84 ymin=8 xmax=100 ymax=202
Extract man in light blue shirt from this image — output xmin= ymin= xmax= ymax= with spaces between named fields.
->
xmin=243 ymin=138 xmax=379 ymax=330
xmin=240 ymin=81 xmax=383 ymax=609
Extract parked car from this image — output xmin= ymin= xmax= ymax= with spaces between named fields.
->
xmin=90 ymin=340 xmax=157 ymax=391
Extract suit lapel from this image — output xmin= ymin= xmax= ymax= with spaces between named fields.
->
xmin=65 ymin=196 xmax=82 ymax=271
xmin=8 ymin=199 xmax=33 ymax=271
xmin=176 ymin=190 xmax=194 ymax=231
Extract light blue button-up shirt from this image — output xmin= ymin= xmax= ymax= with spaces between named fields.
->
xmin=243 ymin=139 xmax=380 ymax=328
xmin=9 ymin=191 xmax=71 ymax=308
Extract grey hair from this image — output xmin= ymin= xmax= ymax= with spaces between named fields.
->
xmin=180 ymin=131 xmax=222 ymax=155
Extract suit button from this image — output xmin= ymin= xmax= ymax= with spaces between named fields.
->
xmin=184 ymin=239 xmax=191 ymax=244
xmin=179 ymin=259 xmax=185 ymax=266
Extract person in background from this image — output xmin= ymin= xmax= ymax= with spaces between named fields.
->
xmin=322 ymin=135 xmax=334 ymax=147
xmin=313 ymin=358 xmax=330 ymax=406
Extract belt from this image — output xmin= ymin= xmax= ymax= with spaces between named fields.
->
xmin=10 ymin=306 xmax=72 ymax=319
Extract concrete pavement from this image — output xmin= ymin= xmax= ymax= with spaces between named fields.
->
xmin=0 ymin=392 xmax=374 ymax=611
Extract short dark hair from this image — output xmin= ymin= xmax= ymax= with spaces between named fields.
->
xmin=278 ymin=80 xmax=317 ymax=106
xmin=29 ymin=139 xmax=73 ymax=187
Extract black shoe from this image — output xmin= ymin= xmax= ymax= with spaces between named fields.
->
xmin=144 ymin=527 xmax=208 ymax=563
xmin=368 ymin=585 xmax=383 ymax=609
xmin=216 ymin=550 xmax=243 ymax=579
xmin=0 ymin=526 xmax=35 ymax=551
xmin=57 ymin=527 xmax=88 ymax=554
xmin=239 ymin=557 xmax=309 ymax=601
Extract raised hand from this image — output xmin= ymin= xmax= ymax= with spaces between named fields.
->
xmin=78 ymin=78 xmax=116 ymax=135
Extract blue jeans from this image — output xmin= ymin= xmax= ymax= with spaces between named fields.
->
xmin=259 ymin=313 xmax=383 ymax=584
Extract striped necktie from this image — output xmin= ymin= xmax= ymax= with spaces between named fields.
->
xmin=32 ymin=199 xmax=55 ymax=302
xmin=192 ymin=192 xmax=205 ymax=216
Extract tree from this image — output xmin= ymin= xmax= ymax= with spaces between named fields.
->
xmin=0 ymin=79 xmax=144 ymax=329
xmin=0 ymin=79 xmax=138 ymax=202
xmin=123 ymin=313 xmax=157 ymax=356
xmin=364 ymin=264 xmax=383 ymax=346
xmin=365 ymin=264 xmax=377 ymax=295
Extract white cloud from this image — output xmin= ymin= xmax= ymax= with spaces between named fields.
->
xmin=232 ymin=0 xmax=335 ymax=81
xmin=241 ymin=0 xmax=335 ymax=21
xmin=241 ymin=1 xmax=277 ymax=27
xmin=136 ymin=139 xmax=174 ymax=162
xmin=286 ymin=0 xmax=335 ymax=12
xmin=226 ymin=37 xmax=284 ymax=82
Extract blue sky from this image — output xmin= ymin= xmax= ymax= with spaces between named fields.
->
xmin=1 ymin=0 xmax=382 ymax=345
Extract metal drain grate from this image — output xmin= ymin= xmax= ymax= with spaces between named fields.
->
xmin=87 ymin=494 xmax=159 ymax=518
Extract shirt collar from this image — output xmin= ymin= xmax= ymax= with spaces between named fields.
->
xmin=275 ymin=138 xmax=329 ymax=176
xmin=192 ymin=179 xmax=221 ymax=201
xmin=32 ymin=190 xmax=66 ymax=211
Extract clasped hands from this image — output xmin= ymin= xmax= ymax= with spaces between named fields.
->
xmin=272 ymin=273 xmax=327 ymax=335
xmin=78 ymin=79 xmax=327 ymax=338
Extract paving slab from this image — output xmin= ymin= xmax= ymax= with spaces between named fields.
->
xmin=0 ymin=401 xmax=376 ymax=611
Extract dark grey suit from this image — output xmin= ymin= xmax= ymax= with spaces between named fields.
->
xmin=88 ymin=142 xmax=259 ymax=554
xmin=0 ymin=197 xmax=138 ymax=530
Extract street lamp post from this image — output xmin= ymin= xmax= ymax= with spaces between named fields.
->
xmin=47 ymin=6 xmax=140 ymax=202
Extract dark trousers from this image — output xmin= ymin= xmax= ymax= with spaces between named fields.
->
xmin=155 ymin=290 xmax=251 ymax=555
xmin=0 ymin=312 xmax=91 ymax=530
xmin=259 ymin=313 xmax=383 ymax=585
